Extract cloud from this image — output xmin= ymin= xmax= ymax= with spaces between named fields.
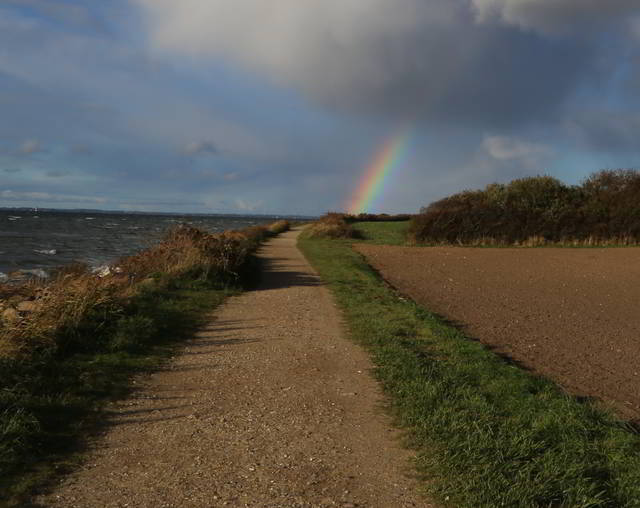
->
xmin=567 ymin=111 xmax=640 ymax=153
xmin=483 ymin=135 xmax=550 ymax=161
xmin=134 ymin=0 xmax=597 ymax=127
xmin=472 ymin=0 xmax=640 ymax=36
xmin=234 ymin=198 xmax=263 ymax=212
xmin=1 ymin=0 xmax=108 ymax=32
xmin=71 ymin=144 xmax=92 ymax=155
xmin=3 ymin=168 xmax=21 ymax=173
xmin=18 ymin=139 xmax=42 ymax=155
xmin=45 ymin=170 xmax=69 ymax=178
xmin=0 ymin=190 xmax=106 ymax=204
xmin=183 ymin=140 xmax=218 ymax=156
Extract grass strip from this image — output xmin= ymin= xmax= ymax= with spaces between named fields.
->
xmin=351 ymin=221 xmax=410 ymax=245
xmin=0 ymin=278 xmax=235 ymax=506
xmin=298 ymin=232 xmax=640 ymax=507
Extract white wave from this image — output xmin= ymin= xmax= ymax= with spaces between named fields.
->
xmin=92 ymin=265 xmax=123 ymax=278
xmin=21 ymin=268 xmax=49 ymax=279
xmin=92 ymin=265 xmax=112 ymax=277
xmin=34 ymin=249 xmax=57 ymax=255
xmin=0 ymin=272 xmax=7 ymax=283
xmin=85 ymin=217 xmax=95 ymax=220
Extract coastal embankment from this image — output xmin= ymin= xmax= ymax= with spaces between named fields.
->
xmin=0 ymin=220 xmax=289 ymax=505
xmin=33 ymin=228 xmax=428 ymax=507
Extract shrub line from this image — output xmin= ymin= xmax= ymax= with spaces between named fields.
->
xmin=410 ymin=169 xmax=640 ymax=245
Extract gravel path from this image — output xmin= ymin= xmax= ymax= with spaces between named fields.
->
xmin=35 ymin=229 xmax=429 ymax=508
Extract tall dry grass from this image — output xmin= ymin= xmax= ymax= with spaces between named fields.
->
xmin=0 ymin=221 xmax=289 ymax=358
xmin=307 ymin=213 xmax=359 ymax=239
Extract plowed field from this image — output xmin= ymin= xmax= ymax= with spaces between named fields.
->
xmin=355 ymin=244 xmax=640 ymax=421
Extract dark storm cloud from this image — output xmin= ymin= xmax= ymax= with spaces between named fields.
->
xmin=135 ymin=0 xmax=636 ymax=128
xmin=472 ymin=0 xmax=640 ymax=36
xmin=568 ymin=111 xmax=640 ymax=153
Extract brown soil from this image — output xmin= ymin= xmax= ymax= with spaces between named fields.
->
xmin=34 ymin=229 xmax=431 ymax=508
xmin=355 ymin=244 xmax=640 ymax=421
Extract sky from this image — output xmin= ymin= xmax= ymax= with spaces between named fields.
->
xmin=1 ymin=0 xmax=639 ymax=215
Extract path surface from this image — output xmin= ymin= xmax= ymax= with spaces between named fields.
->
xmin=35 ymin=229 xmax=429 ymax=508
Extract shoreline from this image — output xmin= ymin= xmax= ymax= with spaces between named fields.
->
xmin=0 ymin=221 xmax=289 ymax=506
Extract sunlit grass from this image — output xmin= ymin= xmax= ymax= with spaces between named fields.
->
xmin=299 ymin=231 xmax=640 ymax=507
xmin=351 ymin=221 xmax=410 ymax=245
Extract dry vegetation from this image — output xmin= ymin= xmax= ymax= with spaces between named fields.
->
xmin=0 ymin=220 xmax=290 ymax=358
xmin=308 ymin=213 xmax=411 ymax=239
xmin=410 ymin=169 xmax=640 ymax=245
xmin=307 ymin=213 xmax=360 ymax=239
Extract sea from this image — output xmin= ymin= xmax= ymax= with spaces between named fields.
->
xmin=0 ymin=209 xmax=300 ymax=281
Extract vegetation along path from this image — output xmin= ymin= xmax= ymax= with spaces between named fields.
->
xmin=35 ymin=228 xmax=429 ymax=507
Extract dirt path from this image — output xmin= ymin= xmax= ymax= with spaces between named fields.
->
xmin=35 ymin=229 xmax=429 ymax=508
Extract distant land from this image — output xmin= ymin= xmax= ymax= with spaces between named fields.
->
xmin=0 ymin=207 xmax=317 ymax=220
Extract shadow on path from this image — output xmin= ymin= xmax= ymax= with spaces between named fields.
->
xmin=256 ymin=257 xmax=323 ymax=291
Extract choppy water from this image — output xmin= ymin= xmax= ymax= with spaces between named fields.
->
xmin=0 ymin=209 xmax=292 ymax=280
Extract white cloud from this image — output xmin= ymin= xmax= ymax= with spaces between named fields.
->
xmin=472 ymin=0 xmax=640 ymax=36
xmin=135 ymin=0 xmax=432 ymax=94
xmin=234 ymin=198 xmax=263 ymax=212
xmin=483 ymin=135 xmax=551 ymax=161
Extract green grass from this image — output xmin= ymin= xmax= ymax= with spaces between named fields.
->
xmin=0 ymin=277 xmax=235 ymax=507
xmin=351 ymin=221 xmax=411 ymax=245
xmin=298 ymin=232 xmax=640 ymax=507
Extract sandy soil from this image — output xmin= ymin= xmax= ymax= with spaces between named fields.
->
xmin=34 ymin=229 xmax=430 ymax=508
xmin=355 ymin=244 xmax=640 ymax=421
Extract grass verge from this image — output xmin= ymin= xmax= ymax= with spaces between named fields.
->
xmin=0 ymin=279 xmax=232 ymax=506
xmin=0 ymin=221 xmax=288 ymax=506
xmin=298 ymin=232 xmax=640 ymax=507
xmin=351 ymin=221 xmax=410 ymax=245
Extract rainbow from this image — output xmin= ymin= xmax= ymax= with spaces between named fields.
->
xmin=345 ymin=130 xmax=411 ymax=214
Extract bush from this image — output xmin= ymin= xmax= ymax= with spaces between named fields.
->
xmin=308 ymin=213 xmax=359 ymax=239
xmin=410 ymin=170 xmax=640 ymax=245
xmin=344 ymin=213 xmax=412 ymax=223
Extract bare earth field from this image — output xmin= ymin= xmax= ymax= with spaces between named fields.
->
xmin=355 ymin=244 xmax=640 ymax=421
